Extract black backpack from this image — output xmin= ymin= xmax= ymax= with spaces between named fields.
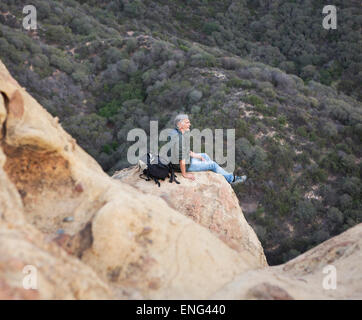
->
xmin=139 ymin=153 xmax=180 ymax=187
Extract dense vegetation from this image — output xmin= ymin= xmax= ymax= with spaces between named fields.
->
xmin=0 ymin=0 xmax=361 ymax=265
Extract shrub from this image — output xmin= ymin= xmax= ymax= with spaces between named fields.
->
xmin=117 ymin=59 xmax=138 ymax=75
xmin=309 ymin=97 xmax=320 ymax=108
xmin=262 ymin=87 xmax=276 ymax=99
xmin=125 ymin=38 xmax=137 ymax=54
xmin=322 ymin=121 xmax=338 ymax=138
xmin=50 ymin=54 xmax=73 ymax=74
xmin=29 ymin=42 xmax=42 ymax=54
xmin=307 ymin=165 xmax=328 ymax=183
xmin=70 ymin=17 xmax=93 ymax=35
xmin=188 ymin=89 xmax=203 ymax=103
xmin=243 ymin=94 xmax=277 ymax=116
xmin=341 ymin=177 xmax=361 ymax=198
xmin=0 ymin=38 xmax=9 ymax=52
xmin=282 ymin=249 xmax=301 ymax=262
xmin=327 ymin=207 xmax=344 ymax=224
xmin=254 ymin=225 xmax=267 ymax=242
xmin=296 ymin=200 xmax=317 ymax=223
xmin=179 ymin=44 xmax=189 ymax=52
xmin=296 ymin=126 xmax=308 ymax=138
xmin=45 ymin=25 xmax=71 ymax=45
xmin=202 ymin=22 xmax=220 ymax=35
xmin=71 ymin=70 xmax=89 ymax=85
xmin=271 ymin=70 xmax=296 ymax=90
xmin=236 ymin=137 xmax=269 ymax=173
xmin=325 ymin=98 xmax=359 ymax=125
xmin=226 ymin=78 xmax=255 ymax=89
xmin=32 ymin=53 xmax=49 ymax=68
xmin=8 ymin=36 xmax=25 ymax=50
xmin=190 ymin=53 xmax=216 ymax=67
xmin=320 ymin=184 xmax=338 ymax=207
xmin=32 ymin=54 xmax=52 ymax=78
xmin=242 ymin=94 xmax=264 ymax=107
xmin=339 ymin=152 xmax=358 ymax=175
xmin=102 ymin=142 xmax=118 ymax=155
xmin=253 ymin=145 xmax=269 ymax=172
xmin=301 ymin=64 xmax=318 ymax=81
xmin=105 ymin=47 xmax=124 ymax=64
xmin=219 ymin=57 xmax=242 ymax=70
xmin=235 ymin=119 xmax=248 ymax=137
xmin=279 ymin=61 xmax=296 ymax=74
xmin=124 ymin=0 xmax=145 ymax=18
xmin=312 ymin=230 xmax=330 ymax=243
xmin=339 ymin=194 xmax=353 ymax=211
xmin=277 ymin=115 xmax=287 ymax=126
xmin=62 ymin=113 xmax=113 ymax=157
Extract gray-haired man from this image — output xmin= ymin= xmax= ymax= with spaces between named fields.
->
xmin=169 ymin=114 xmax=247 ymax=184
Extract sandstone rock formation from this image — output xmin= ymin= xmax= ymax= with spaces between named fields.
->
xmin=0 ymin=59 xmax=266 ymax=299
xmin=114 ymin=167 xmax=362 ymax=300
xmin=0 ymin=145 xmax=112 ymax=299
xmin=113 ymin=166 xmax=267 ymax=266
xmin=211 ymin=223 xmax=362 ymax=300
xmin=0 ymin=224 xmax=113 ymax=300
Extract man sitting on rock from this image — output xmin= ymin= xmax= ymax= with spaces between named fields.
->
xmin=169 ymin=114 xmax=247 ymax=185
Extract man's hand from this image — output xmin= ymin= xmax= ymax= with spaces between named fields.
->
xmin=190 ymin=151 xmax=206 ymax=161
xmin=179 ymin=159 xmax=195 ymax=181
xmin=182 ymin=173 xmax=195 ymax=181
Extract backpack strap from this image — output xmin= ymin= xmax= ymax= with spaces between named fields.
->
xmin=168 ymin=164 xmax=180 ymax=184
xmin=153 ymin=176 xmax=161 ymax=187
xmin=139 ymin=174 xmax=149 ymax=181
xmin=140 ymin=168 xmax=151 ymax=181
xmin=173 ymin=173 xmax=180 ymax=184
xmin=146 ymin=153 xmax=151 ymax=166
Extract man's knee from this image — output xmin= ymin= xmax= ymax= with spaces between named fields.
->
xmin=202 ymin=153 xmax=211 ymax=160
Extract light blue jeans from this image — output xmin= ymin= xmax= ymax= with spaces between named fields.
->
xmin=187 ymin=153 xmax=234 ymax=183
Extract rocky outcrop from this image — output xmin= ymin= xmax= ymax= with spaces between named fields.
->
xmin=0 ymin=146 xmax=112 ymax=299
xmin=0 ymin=224 xmax=113 ymax=300
xmin=210 ymin=223 xmax=362 ymax=300
xmin=113 ymin=166 xmax=267 ymax=267
xmin=0 ymin=60 xmax=266 ymax=299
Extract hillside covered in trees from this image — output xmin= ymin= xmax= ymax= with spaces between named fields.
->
xmin=0 ymin=0 xmax=361 ymax=265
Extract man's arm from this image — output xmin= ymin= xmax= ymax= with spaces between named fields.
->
xmin=190 ymin=151 xmax=205 ymax=161
xmin=180 ymin=160 xmax=195 ymax=181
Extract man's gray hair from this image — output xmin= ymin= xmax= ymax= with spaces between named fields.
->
xmin=174 ymin=114 xmax=189 ymax=128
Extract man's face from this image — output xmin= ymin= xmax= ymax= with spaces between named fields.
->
xmin=180 ymin=118 xmax=191 ymax=131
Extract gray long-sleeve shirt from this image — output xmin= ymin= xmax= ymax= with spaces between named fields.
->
xmin=169 ymin=128 xmax=190 ymax=172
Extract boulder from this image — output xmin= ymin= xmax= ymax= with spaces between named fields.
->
xmin=81 ymin=190 xmax=260 ymax=299
xmin=210 ymin=223 xmax=362 ymax=299
xmin=113 ymin=166 xmax=267 ymax=267
xmin=0 ymin=224 xmax=112 ymax=300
